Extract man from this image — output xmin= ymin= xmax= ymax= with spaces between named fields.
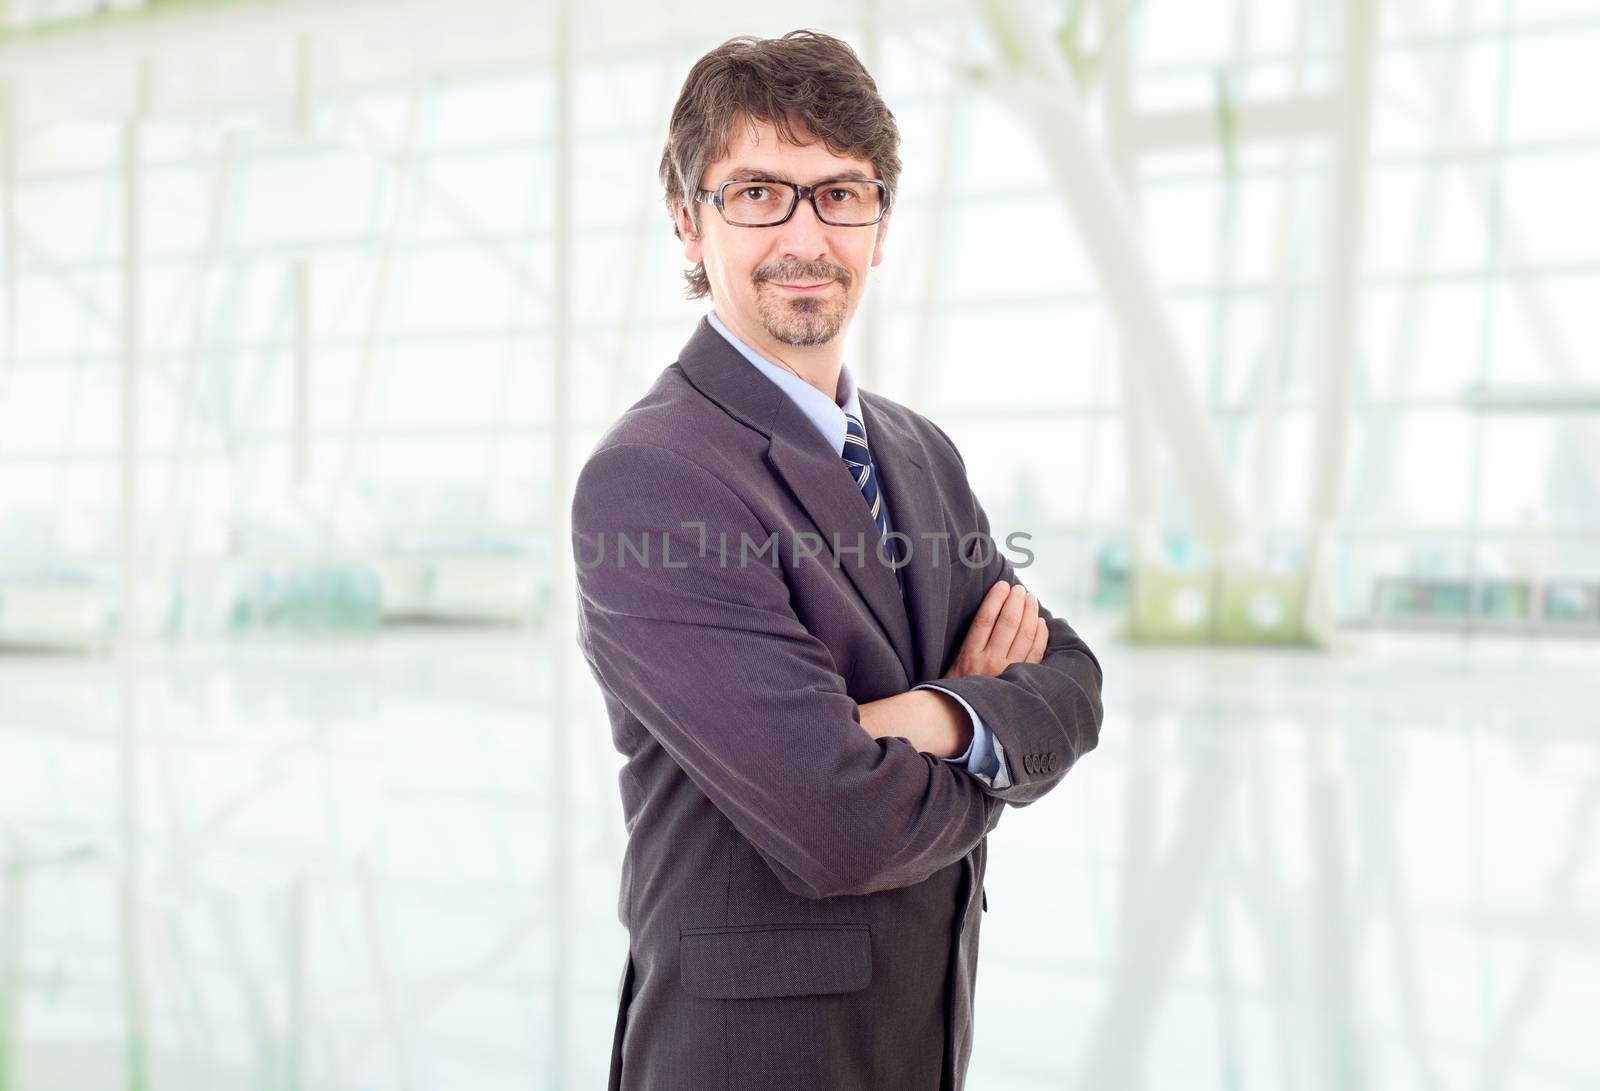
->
xmin=571 ymin=30 xmax=1104 ymax=1091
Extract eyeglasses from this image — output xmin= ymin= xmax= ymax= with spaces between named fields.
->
xmin=695 ymin=177 xmax=891 ymax=227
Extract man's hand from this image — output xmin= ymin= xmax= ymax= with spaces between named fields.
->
xmin=854 ymin=581 xmax=1045 ymax=758
xmin=857 ymin=690 xmax=973 ymax=759
xmin=944 ymin=580 xmax=1047 ymax=679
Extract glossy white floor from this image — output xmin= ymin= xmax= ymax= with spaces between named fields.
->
xmin=0 ymin=621 xmax=1593 ymax=1090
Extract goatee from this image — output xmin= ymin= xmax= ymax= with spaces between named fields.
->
xmin=748 ymin=262 xmax=851 ymax=343
xmin=756 ymin=282 xmax=849 ymax=347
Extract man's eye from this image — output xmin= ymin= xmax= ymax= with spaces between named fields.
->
xmin=738 ymin=186 xmax=773 ymax=202
xmin=825 ymin=188 xmax=857 ymax=203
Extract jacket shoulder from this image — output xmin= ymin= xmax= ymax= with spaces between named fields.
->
xmin=581 ymin=364 xmax=723 ymax=474
xmin=858 ymin=388 xmax=968 ymax=473
xmin=574 ymin=363 xmax=763 ymax=509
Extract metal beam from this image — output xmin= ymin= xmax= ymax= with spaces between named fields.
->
xmin=0 ymin=834 xmax=22 ymax=1091
xmin=1097 ymin=0 xmax=1164 ymax=568
xmin=118 ymin=63 xmax=149 ymax=639
xmin=547 ymin=0 xmax=575 ymax=1083
xmin=906 ymin=49 xmax=967 ymax=423
xmin=1125 ymin=94 xmax=1340 ymax=154
xmin=1245 ymin=0 xmax=1318 ymax=549
xmin=979 ymin=0 xmax=1246 ymax=549
xmin=115 ymin=56 xmax=153 ymax=1091
xmin=0 ymin=76 xmax=14 ymax=388
xmin=1461 ymin=384 xmax=1600 ymax=412
xmin=291 ymin=33 xmax=312 ymax=488
xmin=1303 ymin=0 xmax=1379 ymax=642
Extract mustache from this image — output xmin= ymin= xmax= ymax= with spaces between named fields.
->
xmin=755 ymin=262 xmax=851 ymax=287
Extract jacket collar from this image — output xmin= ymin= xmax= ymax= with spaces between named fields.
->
xmin=676 ymin=315 xmax=953 ymax=685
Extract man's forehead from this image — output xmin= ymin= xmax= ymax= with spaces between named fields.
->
xmin=708 ymin=116 xmax=875 ymax=180
xmin=720 ymin=165 xmax=876 ymax=184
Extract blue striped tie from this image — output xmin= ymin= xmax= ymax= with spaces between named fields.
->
xmin=841 ymin=412 xmax=906 ymax=598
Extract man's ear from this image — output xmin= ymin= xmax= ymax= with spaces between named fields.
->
xmin=870 ymin=207 xmax=892 ymax=268
xmin=673 ymin=201 xmax=704 ymax=263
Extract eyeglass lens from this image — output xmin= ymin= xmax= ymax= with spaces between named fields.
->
xmin=720 ymin=180 xmax=884 ymax=226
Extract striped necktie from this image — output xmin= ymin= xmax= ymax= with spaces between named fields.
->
xmin=841 ymin=412 xmax=906 ymax=598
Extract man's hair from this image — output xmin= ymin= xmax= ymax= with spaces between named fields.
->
xmin=659 ymin=29 xmax=902 ymax=300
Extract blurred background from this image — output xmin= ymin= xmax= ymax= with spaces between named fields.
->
xmin=0 ymin=0 xmax=1595 ymax=1088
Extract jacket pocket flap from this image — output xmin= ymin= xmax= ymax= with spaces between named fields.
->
xmin=679 ymin=924 xmax=871 ymax=1000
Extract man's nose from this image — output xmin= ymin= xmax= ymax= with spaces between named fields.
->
xmin=773 ymin=192 xmax=830 ymax=260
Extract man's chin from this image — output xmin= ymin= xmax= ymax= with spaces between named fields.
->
xmin=753 ymin=295 xmax=847 ymax=346
xmin=772 ymin=329 xmax=836 ymax=347
xmin=764 ymin=311 xmax=845 ymax=347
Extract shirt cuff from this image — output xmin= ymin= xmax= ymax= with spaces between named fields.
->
xmin=913 ymin=683 xmax=1013 ymax=790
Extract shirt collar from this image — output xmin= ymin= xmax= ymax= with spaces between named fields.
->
xmin=705 ymin=308 xmax=862 ymax=458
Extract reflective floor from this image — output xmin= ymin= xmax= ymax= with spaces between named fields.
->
xmin=0 ymin=622 xmax=1594 ymax=1090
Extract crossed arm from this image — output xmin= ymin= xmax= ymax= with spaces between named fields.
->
xmin=572 ymin=442 xmax=1102 ymax=899
xmin=859 ymin=580 xmax=1049 ymax=757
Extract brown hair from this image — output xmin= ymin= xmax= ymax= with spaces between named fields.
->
xmin=659 ymin=29 xmax=902 ymax=300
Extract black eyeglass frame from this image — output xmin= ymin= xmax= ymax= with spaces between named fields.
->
xmin=694 ymin=177 xmax=892 ymax=227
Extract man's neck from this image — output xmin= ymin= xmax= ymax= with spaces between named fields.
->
xmin=713 ymin=308 xmax=844 ymax=405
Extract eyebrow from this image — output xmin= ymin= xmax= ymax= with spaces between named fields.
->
xmin=722 ymin=166 xmax=876 ymax=184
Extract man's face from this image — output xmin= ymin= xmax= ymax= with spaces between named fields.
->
xmin=674 ymin=116 xmax=891 ymax=351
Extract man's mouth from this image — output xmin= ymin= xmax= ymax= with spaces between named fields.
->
xmin=770 ymin=281 xmax=832 ymax=292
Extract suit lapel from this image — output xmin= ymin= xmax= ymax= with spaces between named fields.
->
xmin=859 ymin=394 xmax=952 ymax=683
xmin=676 ymin=317 xmax=921 ymax=682
xmin=766 ymin=413 xmax=915 ymax=681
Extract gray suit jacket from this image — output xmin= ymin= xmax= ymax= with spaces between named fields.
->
xmin=571 ymin=317 xmax=1104 ymax=1090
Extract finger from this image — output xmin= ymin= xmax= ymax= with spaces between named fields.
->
xmin=1007 ymin=590 xmax=1040 ymax=660
xmin=1026 ymin=616 xmax=1047 ymax=663
xmin=962 ymin=580 xmax=1010 ymax=650
xmin=988 ymin=582 xmax=1028 ymax=653
xmin=1005 ymin=590 xmax=1039 ymax=660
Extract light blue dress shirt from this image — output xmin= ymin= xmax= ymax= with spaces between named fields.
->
xmin=705 ymin=308 xmax=1012 ymax=789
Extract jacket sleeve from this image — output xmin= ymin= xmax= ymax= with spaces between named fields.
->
xmin=571 ymin=441 xmax=1002 ymax=900
xmin=925 ymin=424 xmax=1106 ymax=807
